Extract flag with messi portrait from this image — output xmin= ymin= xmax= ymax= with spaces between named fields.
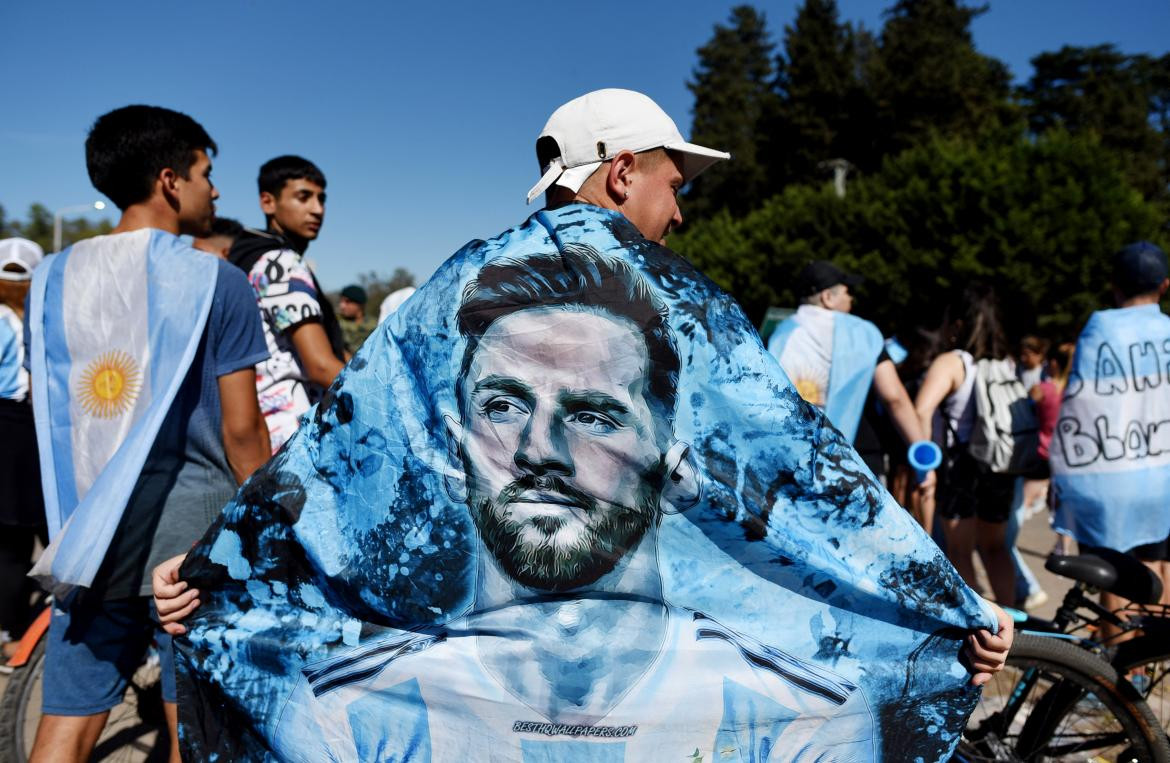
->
xmin=27 ymin=229 xmax=219 ymax=596
xmin=176 ymin=204 xmax=996 ymax=762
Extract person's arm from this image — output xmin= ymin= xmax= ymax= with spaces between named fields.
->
xmin=873 ymin=359 xmax=925 ymax=445
xmin=873 ymin=359 xmax=935 ymax=491
xmin=913 ymin=352 xmax=963 ymax=441
xmin=290 ymin=321 xmax=345 ymax=389
xmin=153 ymin=367 xmax=266 ymax=632
xmin=219 ymin=367 xmax=270 ymax=484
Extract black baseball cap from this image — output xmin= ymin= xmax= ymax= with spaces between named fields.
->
xmin=340 ymin=285 xmax=368 ymax=304
xmin=1112 ymin=241 xmax=1169 ymax=298
xmin=796 ymin=260 xmax=864 ymax=297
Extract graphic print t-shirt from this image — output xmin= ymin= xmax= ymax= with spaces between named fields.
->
xmin=246 ymin=248 xmax=326 ymax=422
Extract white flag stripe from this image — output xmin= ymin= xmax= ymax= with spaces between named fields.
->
xmin=62 ymin=230 xmax=153 ymax=500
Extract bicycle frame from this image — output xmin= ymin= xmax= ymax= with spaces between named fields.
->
xmin=1005 ymin=578 xmax=1142 ymax=652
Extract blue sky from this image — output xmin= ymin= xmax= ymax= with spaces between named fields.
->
xmin=2 ymin=1 xmax=1167 ymax=290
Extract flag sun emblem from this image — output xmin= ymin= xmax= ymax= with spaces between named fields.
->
xmin=77 ymin=350 xmax=142 ymax=418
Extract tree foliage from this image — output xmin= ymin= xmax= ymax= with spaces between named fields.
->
xmin=685 ymin=5 xmax=778 ymax=218
xmin=866 ymin=0 xmax=1015 ymax=156
xmin=344 ymin=268 xmax=417 ymax=313
xmin=770 ymin=0 xmax=873 ymax=183
xmin=672 ymin=131 xmax=1165 ymax=340
xmin=676 ymin=0 xmax=1170 ymax=341
xmin=1023 ymin=45 xmax=1170 ymax=199
xmin=2 ymin=203 xmax=113 ymax=251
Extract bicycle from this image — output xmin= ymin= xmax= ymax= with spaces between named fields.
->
xmin=1037 ymin=550 xmax=1170 ymax=744
xmin=955 ymin=549 xmax=1170 ymax=761
xmin=0 ymin=599 xmax=169 ymax=762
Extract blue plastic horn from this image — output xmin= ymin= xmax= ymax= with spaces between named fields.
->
xmin=908 ymin=441 xmax=942 ymax=484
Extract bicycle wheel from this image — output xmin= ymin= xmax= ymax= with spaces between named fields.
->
xmin=956 ymin=633 xmax=1170 ymax=762
xmin=0 ymin=636 xmax=46 ymax=761
xmin=1112 ymin=632 xmax=1170 ymax=737
xmin=0 ymin=638 xmax=169 ymax=762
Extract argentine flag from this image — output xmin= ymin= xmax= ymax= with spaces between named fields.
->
xmin=768 ymin=305 xmax=885 ymax=442
xmin=1052 ymin=304 xmax=1170 ymax=552
xmin=26 ymin=229 xmax=219 ymax=596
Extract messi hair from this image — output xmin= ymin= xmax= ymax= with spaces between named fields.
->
xmin=455 ymin=244 xmax=680 ymax=424
xmin=86 ymin=105 xmax=217 ymax=211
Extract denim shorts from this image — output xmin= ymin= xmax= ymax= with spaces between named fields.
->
xmin=42 ymin=594 xmax=175 ymax=716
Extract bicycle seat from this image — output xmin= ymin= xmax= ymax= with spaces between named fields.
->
xmin=1045 ymin=550 xmax=1164 ymax=604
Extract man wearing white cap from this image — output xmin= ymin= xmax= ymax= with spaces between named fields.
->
xmin=157 ymin=89 xmax=1011 ymax=763
xmin=527 ymin=88 xmax=729 ymax=244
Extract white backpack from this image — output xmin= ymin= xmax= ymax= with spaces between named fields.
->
xmin=968 ymin=358 xmax=1043 ymax=474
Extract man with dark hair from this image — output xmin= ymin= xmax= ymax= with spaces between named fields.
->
xmin=191 ymin=216 xmax=244 ymax=259
xmin=337 ymin=284 xmax=376 ymax=355
xmin=228 ymin=154 xmax=345 ymax=452
xmin=26 ymin=105 xmax=270 ymax=762
xmin=84 ymin=105 xmax=218 ymax=211
xmin=268 ymin=245 xmax=876 ymax=759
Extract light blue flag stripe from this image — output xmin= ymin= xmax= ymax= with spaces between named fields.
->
xmin=28 ymin=251 xmax=75 ymax=535
xmin=1054 ymin=464 xmax=1170 ymax=551
xmin=826 ymin=312 xmax=884 ymax=443
xmin=767 ymin=310 xmax=883 ymax=442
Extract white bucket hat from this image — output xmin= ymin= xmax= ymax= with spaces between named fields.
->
xmin=0 ymin=238 xmax=45 ymax=281
xmin=526 ymin=89 xmax=731 ymax=205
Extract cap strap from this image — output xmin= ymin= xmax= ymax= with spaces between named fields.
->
xmin=525 ymin=157 xmax=566 ymax=205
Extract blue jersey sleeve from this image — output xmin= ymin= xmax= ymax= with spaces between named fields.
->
xmin=210 ymin=259 xmax=270 ymax=377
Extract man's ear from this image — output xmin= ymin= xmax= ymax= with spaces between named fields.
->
xmin=605 ymin=150 xmax=637 ymax=204
xmin=442 ymin=412 xmax=467 ymax=503
xmin=158 ymin=167 xmax=181 ymax=211
xmin=659 ymin=441 xmax=701 ymax=515
xmin=259 ymin=190 xmax=278 ymax=216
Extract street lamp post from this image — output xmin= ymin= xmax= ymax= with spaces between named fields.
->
xmin=53 ymin=201 xmax=107 ymax=252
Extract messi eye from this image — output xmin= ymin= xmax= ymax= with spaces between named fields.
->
xmin=567 ymin=411 xmax=619 ymax=434
xmin=481 ymin=396 xmax=529 ymax=422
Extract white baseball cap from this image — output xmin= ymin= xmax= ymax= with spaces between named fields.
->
xmin=0 ymin=238 xmax=45 ymax=282
xmin=526 ymin=89 xmax=731 ymax=205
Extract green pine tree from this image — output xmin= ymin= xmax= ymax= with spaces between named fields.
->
xmin=868 ymin=0 xmax=1014 ymax=156
xmin=683 ymin=5 xmax=779 ymax=220
xmin=770 ymin=0 xmax=873 ymax=183
xmin=1024 ymin=45 xmax=1170 ymax=199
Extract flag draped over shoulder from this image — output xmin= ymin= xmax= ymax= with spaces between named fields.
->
xmin=177 ymin=204 xmax=993 ymax=762
xmin=1052 ymin=305 xmax=1170 ymax=551
xmin=767 ymin=305 xmax=884 ymax=442
xmin=27 ymin=229 xmax=219 ymax=596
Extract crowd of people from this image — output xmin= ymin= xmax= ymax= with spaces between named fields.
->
xmin=768 ymin=245 xmax=1170 ymax=617
xmin=0 ymin=84 xmax=1163 ymax=761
